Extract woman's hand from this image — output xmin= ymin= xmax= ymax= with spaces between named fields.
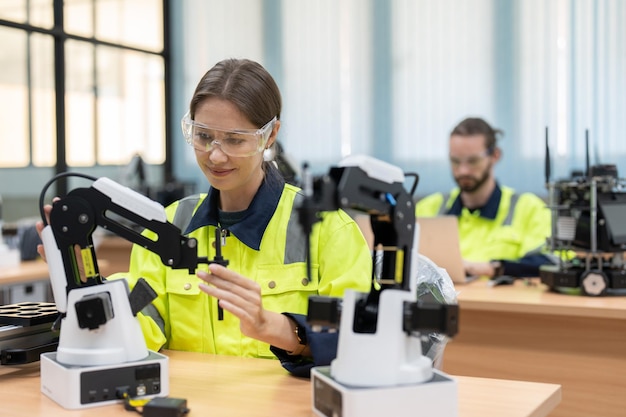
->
xmin=197 ymin=264 xmax=269 ymax=339
xmin=35 ymin=202 xmax=54 ymax=262
xmin=197 ymin=263 xmax=302 ymax=353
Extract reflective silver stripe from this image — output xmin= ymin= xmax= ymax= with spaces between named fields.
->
xmin=285 ymin=194 xmax=307 ymax=264
xmin=502 ymin=193 xmax=520 ymax=226
xmin=438 ymin=194 xmax=450 ymax=215
xmin=139 ymin=196 xmax=201 ymax=339
xmin=172 ymin=195 xmax=202 ymax=231
xmin=141 ymin=303 xmax=166 ymax=336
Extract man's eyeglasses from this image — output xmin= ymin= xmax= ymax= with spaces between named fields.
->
xmin=449 ymin=150 xmax=492 ymax=169
xmin=181 ymin=112 xmax=277 ymax=157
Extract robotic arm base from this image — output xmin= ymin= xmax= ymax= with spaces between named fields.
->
xmin=55 ymin=279 xmax=148 ymax=367
xmin=312 ymin=366 xmax=457 ymax=417
xmin=331 ymin=289 xmax=434 ymax=387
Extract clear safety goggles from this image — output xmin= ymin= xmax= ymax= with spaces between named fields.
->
xmin=449 ymin=150 xmax=492 ymax=169
xmin=181 ymin=112 xmax=277 ymax=157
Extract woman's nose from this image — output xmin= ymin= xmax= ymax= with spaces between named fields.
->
xmin=208 ymin=144 xmax=229 ymax=163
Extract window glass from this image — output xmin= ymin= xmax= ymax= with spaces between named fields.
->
xmin=0 ymin=0 xmax=165 ymax=173
xmin=0 ymin=0 xmax=53 ymax=27
xmin=65 ymin=0 xmax=94 ymax=38
xmin=29 ymin=0 xmax=54 ymax=28
xmin=65 ymin=40 xmax=96 ymax=166
xmin=0 ymin=27 xmax=29 ymax=167
xmin=96 ymin=0 xmax=163 ymax=52
xmin=0 ymin=0 xmax=27 ymax=23
xmin=31 ymin=33 xmax=56 ymax=167
xmin=64 ymin=41 xmax=165 ymax=166
xmin=96 ymin=46 xmax=165 ymax=165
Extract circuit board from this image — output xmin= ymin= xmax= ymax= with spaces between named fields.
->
xmin=0 ymin=302 xmax=58 ymax=327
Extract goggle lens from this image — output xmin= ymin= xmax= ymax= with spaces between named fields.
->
xmin=181 ymin=113 xmax=276 ymax=157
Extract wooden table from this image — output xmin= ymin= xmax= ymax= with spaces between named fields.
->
xmin=0 ymin=235 xmax=131 ymax=305
xmin=0 ymin=259 xmax=50 ymax=286
xmin=0 ymin=236 xmax=132 ymax=287
xmin=0 ymin=259 xmax=51 ymax=304
xmin=0 ymin=350 xmax=559 ymax=417
xmin=93 ymin=236 xmax=132 ymax=277
xmin=445 ymin=278 xmax=625 ymax=417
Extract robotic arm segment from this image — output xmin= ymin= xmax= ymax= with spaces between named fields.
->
xmin=45 ymin=179 xmax=201 ymax=313
xmin=300 ymin=162 xmax=416 ymax=292
xmin=39 ymin=172 xmax=229 ymax=368
xmin=301 ymin=156 xmax=458 ymax=389
xmin=403 ymin=301 xmax=459 ymax=337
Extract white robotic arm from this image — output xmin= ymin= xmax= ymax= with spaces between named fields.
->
xmin=38 ymin=172 xmax=226 ymax=409
xmin=39 ymin=173 xmax=219 ymax=366
xmin=299 ymin=155 xmax=459 ymax=417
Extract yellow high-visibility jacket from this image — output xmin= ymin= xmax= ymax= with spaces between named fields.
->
xmin=110 ymin=169 xmax=372 ymax=360
xmin=415 ymin=184 xmax=550 ymax=263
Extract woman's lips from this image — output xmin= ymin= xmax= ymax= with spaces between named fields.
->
xmin=209 ymin=167 xmax=234 ymax=177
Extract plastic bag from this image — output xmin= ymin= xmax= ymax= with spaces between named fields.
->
xmin=415 ymin=253 xmax=459 ymax=369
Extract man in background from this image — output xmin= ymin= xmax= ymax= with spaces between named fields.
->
xmin=415 ymin=117 xmax=552 ymax=279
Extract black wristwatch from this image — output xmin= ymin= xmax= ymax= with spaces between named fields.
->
xmin=294 ymin=323 xmax=307 ymax=345
xmin=490 ymin=260 xmax=505 ymax=277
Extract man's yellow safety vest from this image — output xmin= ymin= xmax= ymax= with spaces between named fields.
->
xmin=415 ymin=185 xmax=551 ymax=262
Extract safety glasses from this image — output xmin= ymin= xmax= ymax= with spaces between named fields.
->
xmin=181 ymin=112 xmax=276 ymax=157
xmin=449 ymin=150 xmax=492 ymax=169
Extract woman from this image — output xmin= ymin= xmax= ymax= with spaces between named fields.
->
xmin=112 ymin=58 xmax=371 ymax=376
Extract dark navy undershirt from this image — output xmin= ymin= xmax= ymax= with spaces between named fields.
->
xmin=446 ymin=183 xmax=502 ymax=220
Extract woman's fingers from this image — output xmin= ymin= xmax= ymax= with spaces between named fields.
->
xmin=197 ymin=267 xmax=264 ymax=330
xmin=198 ymin=269 xmax=261 ymax=306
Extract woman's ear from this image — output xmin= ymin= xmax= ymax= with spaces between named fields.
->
xmin=267 ymin=119 xmax=281 ymax=149
xmin=263 ymin=120 xmax=281 ymax=161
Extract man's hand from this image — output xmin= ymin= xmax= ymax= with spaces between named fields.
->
xmin=463 ymin=260 xmax=496 ymax=278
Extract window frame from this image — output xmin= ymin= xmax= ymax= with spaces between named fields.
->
xmin=0 ymin=0 xmax=172 ymax=196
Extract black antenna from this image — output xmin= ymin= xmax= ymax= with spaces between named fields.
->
xmin=545 ymin=127 xmax=551 ymax=185
xmin=593 ymin=130 xmax=600 ymax=166
xmin=585 ymin=129 xmax=590 ymax=177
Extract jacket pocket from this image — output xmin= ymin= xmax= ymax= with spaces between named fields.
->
xmin=254 ymin=262 xmax=319 ymax=358
xmin=163 ymin=270 xmax=204 ymax=351
xmin=256 ymin=263 xmax=320 ymax=307
xmin=488 ymin=227 xmax=524 ymax=259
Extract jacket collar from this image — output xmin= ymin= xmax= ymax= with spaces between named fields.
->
xmin=184 ymin=168 xmax=285 ymax=250
xmin=447 ymin=183 xmax=502 ymax=220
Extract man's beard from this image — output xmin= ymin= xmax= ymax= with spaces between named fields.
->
xmin=454 ymin=163 xmax=491 ymax=193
